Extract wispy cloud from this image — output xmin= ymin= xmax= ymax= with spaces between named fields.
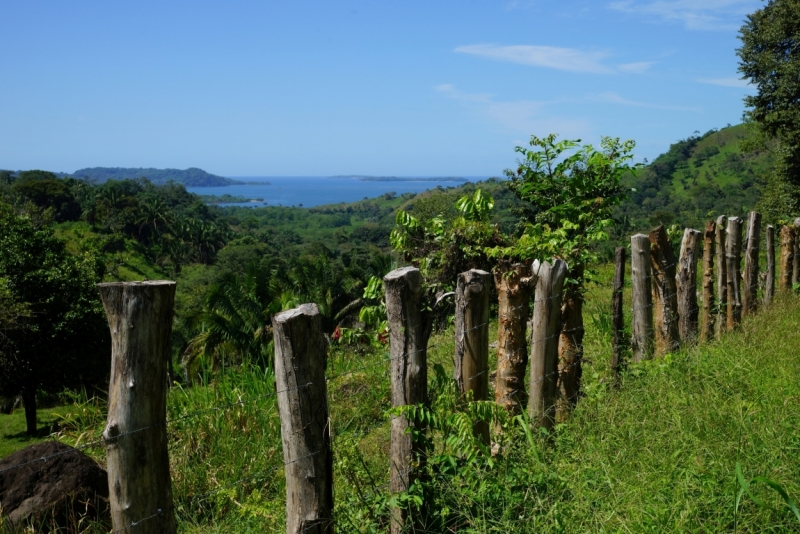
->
xmin=618 ymin=61 xmax=655 ymax=73
xmin=608 ymin=0 xmax=759 ymax=31
xmin=454 ymin=44 xmax=613 ymax=74
xmin=435 ymin=84 xmax=590 ymax=136
xmin=592 ymin=91 xmax=701 ymax=111
xmin=697 ymin=77 xmax=751 ymax=88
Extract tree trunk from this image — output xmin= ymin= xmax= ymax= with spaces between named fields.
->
xmin=700 ymin=221 xmax=715 ymax=343
xmin=611 ymin=247 xmax=625 ymax=384
xmin=648 ymin=225 xmax=680 ymax=356
xmin=556 ymin=264 xmax=584 ymax=422
xmin=630 ymin=234 xmax=654 ymax=362
xmin=793 ymin=218 xmax=800 ymax=286
xmin=22 ymin=388 xmax=37 ymax=436
xmin=97 ymin=281 xmax=177 ymax=534
xmin=454 ymin=269 xmax=491 ymax=445
xmin=676 ymin=228 xmax=701 ymax=344
xmin=765 ymin=225 xmax=775 ymax=306
xmin=493 ymin=263 xmax=535 ymax=414
xmin=715 ymin=215 xmax=728 ymax=338
xmin=780 ymin=225 xmax=795 ymax=292
xmin=528 ymin=259 xmax=567 ymax=431
xmin=726 ymin=217 xmax=743 ymax=330
xmin=742 ymin=211 xmax=762 ymax=316
xmin=273 ymin=304 xmax=333 ymax=534
xmin=383 ymin=267 xmax=426 ymax=534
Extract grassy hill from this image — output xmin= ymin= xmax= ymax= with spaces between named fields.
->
xmin=64 ymin=167 xmax=250 ymax=187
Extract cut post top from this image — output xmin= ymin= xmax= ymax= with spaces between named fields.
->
xmin=96 ymin=280 xmax=176 ymax=289
xmin=274 ymin=303 xmax=320 ymax=324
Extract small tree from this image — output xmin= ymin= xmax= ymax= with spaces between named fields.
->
xmin=0 ymin=202 xmax=108 ymax=434
xmin=499 ymin=135 xmax=638 ymax=419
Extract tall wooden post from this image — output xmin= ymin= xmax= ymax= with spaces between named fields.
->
xmin=384 ymin=267 xmax=426 ymax=534
xmin=726 ymin=216 xmax=743 ymax=330
xmin=676 ymin=228 xmax=701 ymax=344
xmin=700 ymin=221 xmax=716 ymax=343
xmin=765 ymin=225 xmax=775 ymax=306
xmin=528 ymin=259 xmax=567 ymax=431
xmin=454 ymin=269 xmax=490 ymax=445
xmin=273 ymin=304 xmax=333 ymax=534
xmin=493 ymin=264 xmax=535 ymax=414
xmin=780 ymin=225 xmax=795 ymax=293
xmin=715 ymin=215 xmax=728 ymax=337
xmin=630 ymin=234 xmax=654 ymax=362
xmin=742 ymin=211 xmax=762 ymax=315
xmin=793 ymin=218 xmax=800 ymax=286
xmin=649 ymin=225 xmax=680 ymax=356
xmin=97 ymin=281 xmax=177 ymax=534
xmin=610 ymin=247 xmax=625 ymax=385
xmin=556 ymin=264 xmax=585 ymax=422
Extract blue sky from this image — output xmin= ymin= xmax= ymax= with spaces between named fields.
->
xmin=0 ymin=0 xmax=760 ymax=177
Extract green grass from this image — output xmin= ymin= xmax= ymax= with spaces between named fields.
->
xmin=0 ymin=405 xmax=74 ymax=458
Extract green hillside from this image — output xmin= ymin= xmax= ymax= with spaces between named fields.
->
xmin=65 ymin=167 xmax=251 ymax=187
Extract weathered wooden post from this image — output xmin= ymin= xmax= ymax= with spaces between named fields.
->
xmin=611 ymin=247 xmax=625 ymax=385
xmin=528 ymin=259 xmax=567 ymax=431
xmin=726 ymin=216 xmax=743 ymax=330
xmin=700 ymin=221 xmax=716 ymax=342
xmin=649 ymin=225 xmax=680 ymax=356
xmin=765 ymin=225 xmax=775 ymax=306
xmin=97 ymin=281 xmax=177 ymax=534
xmin=556 ymin=263 xmax=585 ymax=422
xmin=273 ymin=304 xmax=333 ymax=534
xmin=780 ymin=225 xmax=795 ymax=292
xmin=742 ymin=211 xmax=762 ymax=315
xmin=493 ymin=264 xmax=535 ymax=414
xmin=630 ymin=234 xmax=654 ymax=362
xmin=454 ymin=269 xmax=491 ymax=445
xmin=384 ymin=267 xmax=426 ymax=534
xmin=715 ymin=215 xmax=728 ymax=337
xmin=677 ymin=228 xmax=701 ymax=344
xmin=793 ymin=218 xmax=800 ymax=286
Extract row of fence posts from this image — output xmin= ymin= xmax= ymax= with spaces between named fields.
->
xmin=94 ymin=214 xmax=800 ymax=533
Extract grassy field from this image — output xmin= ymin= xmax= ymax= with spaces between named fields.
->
xmin=4 ymin=263 xmax=800 ymax=532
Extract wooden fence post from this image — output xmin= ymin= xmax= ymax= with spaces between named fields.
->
xmin=793 ymin=218 xmax=800 ymax=286
xmin=273 ymin=304 xmax=333 ymax=534
xmin=97 ymin=281 xmax=177 ymax=534
xmin=493 ymin=264 xmax=535 ymax=414
xmin=649 ymin=225 xmax=680 ymax=356
xmin=677 ymin=228 xmax=701 ymax=344
xmin=630 ymin=234 xmax=654 ymax=362
xmin=726 ymin=216 xmax=743 ymax=330
xmin=780 ymin=225 xmax=795 ymax=293
xmin=715 ymin=215 xmax=728 ymax=337
xmin=765 ymin=225 xmax=775 ymax=306
xmin=743 ymin=211 xmax=762 ymax=316
xmin=528 ymin=259 xmax=567 ymax=431
xmin=611 ymin=247 xmax=625 ymax=384
xmin=384 ymin=267 xmax=426 ymax=534
xmin=700 ymin=221 xmax=716 ymax=343
xmin=455 ymin=269 xmax=491 ymax=445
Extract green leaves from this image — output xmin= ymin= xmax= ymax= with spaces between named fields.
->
xmin=455 ymin=188 xmax=494 ymax=222
xmin=736 ymin=462 xmax=800 ymax=524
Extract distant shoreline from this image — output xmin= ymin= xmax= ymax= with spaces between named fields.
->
xmin=331 ymin=175 xmax=469 ymax=182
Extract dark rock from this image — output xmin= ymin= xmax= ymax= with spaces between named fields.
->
xmin=0 ymin=441 xmax=109 ymax=530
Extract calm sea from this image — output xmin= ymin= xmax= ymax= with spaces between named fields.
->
xmin=187 ymin=176 xmax=489 ymax=208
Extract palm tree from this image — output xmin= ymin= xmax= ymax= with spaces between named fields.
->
xmin=182 ymin=263 xmax=280 ymax=380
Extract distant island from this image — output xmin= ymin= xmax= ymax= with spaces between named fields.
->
xmin=64 ymin=167 xmax=270 ymax=187
xmin=332 ymin=175 xmax=469 ymax=182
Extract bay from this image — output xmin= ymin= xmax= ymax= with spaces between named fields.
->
xmin=187 ymin=176 xmax=488 ymax=208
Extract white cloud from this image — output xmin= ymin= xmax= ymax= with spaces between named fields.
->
xmin=697 ymin=77 xmax=751 ymax=88
xmin=618 ymin=61 xmax=655 ymax=73
xmin=593 ymin=91 xmax=701 ymax=111
xmin=435 ymin=84 xmax=590 ymax=136
xmin=608 ymin=0 xmax=759 ymax=31
xmin=454 ymin=44 xmax=613 ymax=74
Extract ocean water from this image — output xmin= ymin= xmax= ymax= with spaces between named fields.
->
xmin=187 ymin=176 xmax=489 ymax=208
